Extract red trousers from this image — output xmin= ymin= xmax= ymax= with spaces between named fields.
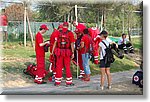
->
xmin=54 ymin=48 xmax=73 ymax=85
xmin=78 ymin=51 xmax=85 ymax=76
xmin=93 ymin=51 xmax=99 ymax=64
xmin=35 ymin=56 xmax=47 ymax=82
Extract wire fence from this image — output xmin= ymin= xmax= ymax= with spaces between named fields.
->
xmin=7 ymin=21 xmax=62 ymax=41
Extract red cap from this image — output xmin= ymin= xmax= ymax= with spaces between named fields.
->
xmin=40 ymin=24 xmax=49 ymax=30
xmin=63 ymin=22 xmax=69 ymax=26
xmin=58 ymin=24 xmax=63 ymax=29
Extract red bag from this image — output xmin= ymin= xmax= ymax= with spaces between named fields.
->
xmin=23 ymin=64 xmax=37 ymax=78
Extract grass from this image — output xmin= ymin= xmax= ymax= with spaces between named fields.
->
xmin=131 ymin=37 xmax=142 ymax=50
xmin=2 ymin=37 xmax=142 ymax=80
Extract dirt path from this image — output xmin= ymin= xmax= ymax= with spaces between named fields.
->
xmin=1 ymin=69 xmax=142 ymax=95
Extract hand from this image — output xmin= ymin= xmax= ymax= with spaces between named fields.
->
xmin=45 ymin=41 xmax=50 ymax=44
xmin=76 ymin=47 xmax=79 ymax=50
xmin=71 ymin=53 xmax=74 ymax=59
xmin=116 ymin=44 xmax=118 ymax=48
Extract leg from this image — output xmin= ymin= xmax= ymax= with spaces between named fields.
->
xmin=55 ymin=56 xmax=63 ymax=85
xmin=100 ymin=68 xmax=105 ymax=90
xmin=78 ymin=51 xmax=85 ymax=78
xmin=119 ymin=44 xmax=128 ymax=54
xmin=64 ymin=56 xmax=73 ymax=85
xmin=93 ymin=51 xmax=99 ymax=64
xmin=4 ymin=31 xmax=8 ymax=42
xmin=82 ymin=54 xmax=86 ymax=75
xmin=35 ymin=56 xmax=46 ymax=84
xmin=83 ymin=53 xmax=91 ymax=81
xmin=126 ymin=43 xmax=134 ymax=53
xmin=105 ymin=68 xmax=112 ymax=88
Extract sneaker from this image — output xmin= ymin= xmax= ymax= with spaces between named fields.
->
xmin=129 ymin=50 xmax=134 ymax=53
xmin=66 ymin=83 xmax=75 ymax=87
xmin=124 ymin=51 xmax=128 ymax=54
xmin=36 ymin=81 xmax=47 ymax=84
xmin=54 ymin=83 xmax=60 ymax=87
xmin=101 ymin=86 xmax=104 ymax=90
xmin=108 ymin=86 xmax=112 ymax=89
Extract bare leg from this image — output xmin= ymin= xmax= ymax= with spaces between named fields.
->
xmin=100 ymin=68 xmax=105 ymax=87
xmin=105 ymin=68 xmax=112 ymax=87
xmin=4 ymin=31 xmax=8 ymax=42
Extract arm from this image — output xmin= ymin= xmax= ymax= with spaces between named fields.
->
xmin=79 ymin=42 xmax=84 ymax=49
xmin=71 ymin=42 xmax=75 ymax=59
xmin=51 ymin=41 xmax=57 ymax=55
xmin=39 ymin=42 xmax=47 ymax=47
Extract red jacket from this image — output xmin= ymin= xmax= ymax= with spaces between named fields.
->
xmin=35 ymin=32 xmax=45 ymax=57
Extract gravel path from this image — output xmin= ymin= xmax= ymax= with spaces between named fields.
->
xmin=1 ymin=69 xmax=142 ymax=95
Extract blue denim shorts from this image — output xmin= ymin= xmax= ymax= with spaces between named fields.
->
xmin=100 ymin=59 xmax=111 ymax=68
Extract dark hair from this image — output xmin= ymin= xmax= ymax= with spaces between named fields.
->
xmin=83 ymin=28 xmax=88 ymax=34
xmin=100 ymin=31 xmax=108 ymax=38
xmin=2 ymin=9 xmax=5 ymax=12
xmin=39 ymin=28 xmax=43 ymax=31
xmin=122 ymin=33 xmax=126 ymax=37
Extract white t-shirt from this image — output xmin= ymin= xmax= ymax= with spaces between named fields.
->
xmin=118 ymin=38 xmax=129 ymax=45
xmin=106 ymin=37 xmax=113 ymax=43
xmin=99 ymin=39 xmax=110 ymax=60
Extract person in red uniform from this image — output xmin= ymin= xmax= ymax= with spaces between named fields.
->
xmin=0 ymin=9 xmax=8 ymax=42
xmin=88 ymin=27 xmax=100 ymax=64
xmin=72 ymin=21 xmax=86 ymax=33
xmin=74 ymin=28 xmax=85 ymax=78
xmin=49 ymin=24 xmax=63 ymax=81
xmin=34 ymin=24 xmax=49 ymax=84
xmin=51 ymin=22 xmax=75 ymax=86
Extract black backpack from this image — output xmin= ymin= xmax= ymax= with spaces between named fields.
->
xmin=132 ymin=70 xmax=143 ymax=88
xmin=102 ymin=41 xmax=115 ymax=64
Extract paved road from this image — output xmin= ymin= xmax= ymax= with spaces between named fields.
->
xmin=1 ymin=69 xmax=142 ymax=95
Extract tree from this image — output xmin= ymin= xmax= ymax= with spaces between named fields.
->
xmin=5 ymin=3 xmax=33 ymax=21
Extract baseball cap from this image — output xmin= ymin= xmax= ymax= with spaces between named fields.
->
xmin=40 ymin=24 xmax=49 ymax=30
xmin=58 ymin=24 xmax=63 ymax=29
xmin=63 ymin=22 xmax=69 ymax=26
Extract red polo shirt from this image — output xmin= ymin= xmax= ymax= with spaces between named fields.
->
xmin=35 ymin=32 xmax=45 ymax=57
xmin=80 ymin=34 xmax=91 ymax=54
xmin=0 ymin=14 xmax=8 ymax=26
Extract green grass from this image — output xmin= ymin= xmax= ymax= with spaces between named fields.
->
xmin=131 ymin=37 xmax=142 ymax=50
xmin=2 ymin=38 xmax=141 ymax=79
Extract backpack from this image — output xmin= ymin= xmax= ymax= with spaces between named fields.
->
xmin=102 ymin=41 xmax=115 ymax=64
xmin=132 ymin=70 xmax=143 ymax=88
xmin=23 ymin=64 xmax=37 ymax=78
xmin=57 ymin=30 xmax=71 ymax=49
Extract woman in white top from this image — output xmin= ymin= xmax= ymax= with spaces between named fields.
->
xmin=98 ymin=31 xmax=112 ymax=90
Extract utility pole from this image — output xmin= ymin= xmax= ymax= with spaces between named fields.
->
xmin=24 ymin=1 xmax=27 ymax=47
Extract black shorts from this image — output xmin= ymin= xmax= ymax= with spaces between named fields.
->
xmin=100 ymin=59 xmax=111 ymax=68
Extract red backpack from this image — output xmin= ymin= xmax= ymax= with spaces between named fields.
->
xmin=57 ymin=30 xmax=71 ymax=49
xmin=23 ymin=64 xmax=37 ymax=78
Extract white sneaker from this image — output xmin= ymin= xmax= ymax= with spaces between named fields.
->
xmin=108 ymin=86 xmax=112 ymax=89
xmin=100 ymin=86 xmax=104 ymax=90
